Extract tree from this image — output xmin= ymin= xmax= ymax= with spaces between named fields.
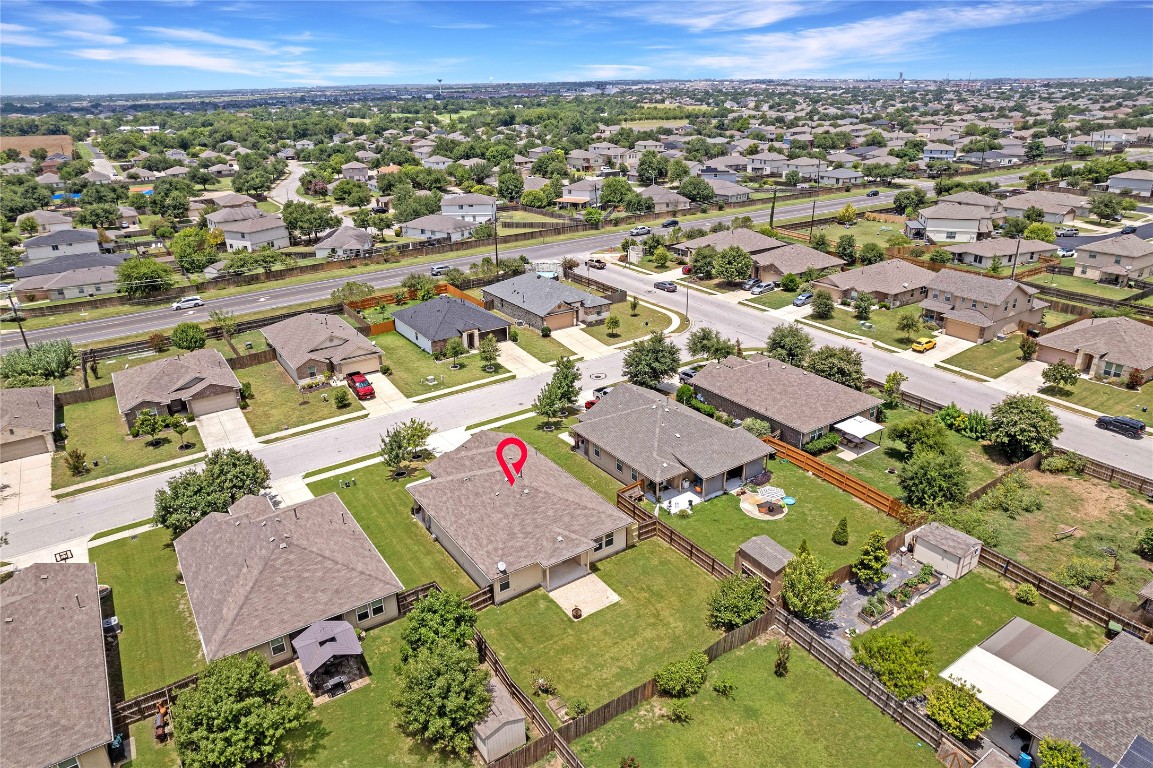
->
xmin=401 ymin=271 xmax=437 ymax=301
xmin=1037 ymin=738 xmax=1092 ymax=768
xmin=713 ymin=245 xmax=753 ymax=283
xmin=896 ymin=312 xmax=922 ymax=339
xmin=170 ymin=322 xmax=206 ymax=351
xmin=687 ymin=327 xmax=736 ymax=362
xmin=652 ymin=246 xmax=671 ymax=269
xmin=890 ymin=413 xmax=950 ymax=457
xmin=781 ymin=545 xmax=841 ymax=621
xmin=742 ymin=418 xmax=773 ymax=438
xmin=899 ymin=445 xmax=969 ymax=510
xmin=497 ymin=172 xmax=523 ymax=202
xmin=1088 ymin=193 xmax=1122 ymax=222
xmin=928 ymin=247 xmax=953 ymax=264
xmin=779 ymin=272 xmax=801 ymax=292
xmin=1024 ymin=140 xmax=1046 ymax=162
xmin=691 ymin=244 xmax=717 ymax=278
xmin=209 ymin=309 xmax=237 ymax=340
xmin=810 ymin=290 xmax=836 ymax=320
xmin=989 ymin=395 xmax=1063 ymax=461
xmin=1022 ymin=205 xmax=1046 ymax=224
xmin=835 ymin=234 xmax=858 ymax=264
xmin=115 ymin=257 xmax=176 ymax=299
xmin=602 ymin=314 xmax=621 ymax=337
xmin=1019 ymin=335 xmax=1039 ymax=360
xmin=172 ymin=653 xmax=311 ymax=768
xmin=853 ymin=530 xmax=890 ymax=586
xmin=853 ymin=294 xmax=875 ymax=321
xmin=766 ymin=323 xmax=813 ymax=367
xmin=331 ymin=280 xmax=375 ymax=304
xmin=582 ymin=207 xmax=603 ymax=226
xmin=893 ymin=187 xmax=927 ymax=215
xmin=549 ymin=356 xmax=582 ymax=410
xmin=858 ymin=242 xmax=885 ymax=265
xmin=282 ymin=200 xmax=341 ymax=241
xmin=1023 ymin=170 xmax=1050 ymax=190
xmin=17 ymin=216 xmax=39 ymax=236
xmin=441 ymin=337 xmax=467 ymax=367
xmin=678 ymin=176 xmax=714 ymax=203
xmin=836 ymin=203 xmax=858 ymax=225
xmin=926 ymin=677 xmax=993 ymax=741
xmin=154 ymin=449 xmax=270 ymax=536
xmin=395 ymin=640 xmax=492 ymax=759
xmin=832 ymin=517 xmax=849 ymax=546
xmin=783 ymin=170 xmax=802 ymax=186
xmin=1023 ymin=222 xmax=1056 ymax=243
xmin=882 ymin=370 xmax=908 ymax=409
xmin=478 ymin=333 xmax=500 ymax=371
xmin=851 ymin=632 xmax=933 ymax=699
xmin=622 ymin=331 xmax=680 ymax=388
xmin=172 ymin=226 xmax=223 ymax=273
xmin=401 ymin=590 xmax=478 ymax=660
xmin=533 ymin=379 xmax=565 ymax=426
xmin=379 ymin=418 xmax=436 ymax=473
xmin=806 ymin=346 xmax=864 ymax=390
xmin=810 ymin=231 xmax=831 ymax=252
xmin=171 ymin=420 xmax=191 ymax=450
xmin=707 ymin=574 xmax=766 ymax=630
xmin=1042 ymin=359 xmax=1080 ymax=391
xmin=131 ymin=411 xmax=167 ymax=444
xmin=667 ymin=158 xmax=691 ymax=183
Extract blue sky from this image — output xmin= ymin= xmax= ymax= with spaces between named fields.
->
xmin=1 ymin=1 xmax=1150 ymax=95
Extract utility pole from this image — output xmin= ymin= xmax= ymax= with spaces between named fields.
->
xmin=769 ymin=187 xmax=777 ymax=230
xmin=492 ymin=213 xmax=500 ymax=266
xmin=808 ymin=160 xmax=822 ymax=238
xmin=7 ymin=293 xmax=28 ymax=350
xmin=1009 ymin=236 xmax=1022 ymax=279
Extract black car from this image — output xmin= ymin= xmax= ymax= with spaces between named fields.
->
xmin=1120 ymin=225 xmax=1138 ymax=235
xmin=654 ymin=280 xmax=677 ymax=292
xmin=661 ymin=219 xmax=680 ymax=228
xmin=1096 ymin=415 xmax=1146 ymax=439
xmin=865 ymin=190 xmax=880 ymax=197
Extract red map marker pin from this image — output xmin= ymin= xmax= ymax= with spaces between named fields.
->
xmin=496 ymin=436 xmax=528 ymax=486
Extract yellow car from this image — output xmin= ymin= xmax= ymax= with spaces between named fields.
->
xmin=912 ymin=337 xmax=936 ymax=353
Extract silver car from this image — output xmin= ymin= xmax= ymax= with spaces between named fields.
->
xmin=172 ymin=296 xmax=205 ymax=310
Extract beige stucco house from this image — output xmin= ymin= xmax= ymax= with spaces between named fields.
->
xmin=112 ymin=349 xmax=242 ymax=429
xmin=1 ymin=385 xmax=56 ymax=461
xmin=1036 ymin=316 xmax=1153 ymax=384
xmin=813 ymin=259 xmax=935 ymax=307
xmin=1074 ymin=233 xmax=1153 ymax=283
xmin=919 ymin=271 xmax=1047 ymax=342
xmin=261 ymin=312 xmax=383 ymax=383
xmin=906 ymin=202 xmax=992 ymax=243
xmin=944 ymin=239 xmax=1057 ymax=269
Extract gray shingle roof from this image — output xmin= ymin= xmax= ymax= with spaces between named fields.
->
xmin=14 ymin=252 xmax=125 ymax=279
xmin=739 ymin=535 xmax=793 ymax=573
xmin=571 ymin=383 xmax=773 ymax=483
xmin=403 ymin=214 xmax=478 ymax=233
xmin=926 ymin=270 xmax=1039 ymax=305
xmin=816 ymin=258 xmax=935 ymax=296
xmin=22 ymin=228 xmax=100 ymax=248
xmin=174 ymin=493 xmax=403 ymax=661
xmin=0 ymin=385 xmax=55 ymax=435
xmin=409 ymin=431 xmax=633 ymax=580
xmin=1038 ymin=316 xmax=1153 ymax=372
xmin=1080 ymin=234 xmax=1153 ymax=259
xmin=944 ymin=239 xmax=1058 ymax=258
xmin=206 ymin=206 xmax=266 ymax=226
xmin=752 ymin=242 xmax=845 ymax=275
xmin=914 ymin=522 xmax=981 ymax=557
xmin=1 ymin=563 xmax=112 ymax=768
xmin=441 ymin=192 xmax=498 ymax=206
xmin=15 ymin=264 xmax=119 ymax=292
xmin=481 ymin=273 xmax=609 ymax=318
xmin=315 ymin=225 xmax=373 ymax=251
xmin=261 ymin=313 xmax=381 ymax=371
xmin=674 ymin=228 xmax=785 ymax=255
xmin=112 ymin=348 xmax=240 ymax=415
xmin=917 ymin=202 xmax=991 ymax=220
xmin=217 ymin=214 xmax=286 ymax=234
xmin=393 ymin=296 xmax=509 ymax=343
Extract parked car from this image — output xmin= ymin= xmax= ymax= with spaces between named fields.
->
xmin=865 ymin=190 xmax=880 ymax=197
xmin=585 ymin=258 xmax=607 ymax=270
xmin=1056 ymin=247 xmax=1076 ymax=257
xmin=119 ymin=221 xmax=131 ymax=229
xmin=792 ymin=292 xmax=813 ymax=307
xmin=345 ymin=372 xmax=376 ymax=400
xmin=630 ymin=226 xmax=652 ymax=236
xmin=678 ymin=365 xmax=703 ymax=384
xmin=584 ymin=398 xmax=599 ymax=410
xmin=1120 ymin=225 xmax=1138 ymax=235
xmin=172 ymin=296 xmax=205 ymax=310
xmin=750 ymin=281 xmax=775 ymax=296
xmin=1096 ymin=415 xmax=1146 ymax=439
xmin=592 ymin=385 xmax=614 ymax=399
xmin=681 ymin=265 xmax=692 ymax=275
xmin=661 ymin=219 xmax=679 ymax=228
xmin=911 ymin=337 xmax=936 ymax=352
xmin=0 ymin=283 xmax=12 ymax=293
xmin=430 ymin=265 xmax=452 ymax=277
xmin=741 ymin=277 xmax=760 ymax=290
xmin=1055 ymin=226 xmax=1080 ymax=237
xmin=654 ymin=280 xmax=677 ymax=292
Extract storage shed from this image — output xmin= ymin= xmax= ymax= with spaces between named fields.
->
xmin=473 ymin=674 xmax=527 ymax=762
xmin=735 ymin=535 xmax=793 ymax=600
xmin=906 ymin=522 xmax=981 ymax=580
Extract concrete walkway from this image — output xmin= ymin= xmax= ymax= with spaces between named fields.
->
xmin=988 ymin=360 xmax=1047 ymax=395
xmin=0 ymin=453 xmax=53 ymax=517
xmin=550 ymin=327 xmax=617 ymax=360
xmin=197 ymin=408 xmax=260 ymax=451
xmin=498 ymin=340 xmax=554 ymax=377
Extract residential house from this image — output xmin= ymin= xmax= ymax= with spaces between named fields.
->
xmin=818 ymin=167 xmax=865 ymax=185
xmin=163 ymin=166 xmax=189 ymax=179
xmin=747 ymin=151 xmax=787 ymax=176
xmin=566 ymin=149 xmax=598 ymax=172
xmin=422 ymin=155 xmax=452 ymax=170
xmin=812 ymin=258 xmax=935 ymax=307
xmin=697 ymin=165 xmax=739 ymax=183
xmin=261 ymin=312 xmax=382 ymax=382
xmin=906 ymin=202 xmax=993 ymax=243
xmin=1 ymin=563 xmax=114 ymax=768
xmin=208 ymin=162 xmax=235 ymax=177
xmin=401 ymin=213 xmax=480 ymax=242
xmin=750 ymin=242 xmax=844 ymax=283
xmin=80 ymin=170 xmax=112 ymax=184
xmin=640 ymin=184 xmax=689 ymax=212
xmin=1106 ymin=169 xmax=1153 ymax=197
xmin=0 ymin=161 xmax=31 ymax=175
xmin=1036 ymin=316 xmax=1153 ymax=384
xmin=671 ymin=228 xmax=784 ymax=262
xmin=175 ymin=493 xmax=404 ymax=665
xmin=112 ymin=348 xmax=242 ymax=428
xmin=195 ymin=191 xmax=256 ymax=209
xmin=14 ymin=264 xmax=120 ymax=302
xmin=919 ymin=271 xmax=1046 ymax=342
xmin=35 ymin=172 xmax=65 ymax=188
xmin=1074 ymin=233 xmax=1153 ymax=282
xmin=922 ymin=143 xmax=957 ymax=162
xmin=780 ymin=157 xmax=821 ymax=180
xmin=691 ymin=355 xmax=882 ymax=448
xmin=944 ymin=238 xmax=1058 ymax=269
xmin=481 ymin=272 xmax=611 ymax=330
xmin=439 ymin=192 xmax=498 ymax=223
xmin=217 ymin=215 xmax=291 ymax=252
xmin=16 ymin=209 xmax=72 ymax=234
xmin=0 ymin=385 xmax=55 ymax=461
xmin=938 ymin=191 xmax=1004 ymax=218
xmin=958 ymin=150 xmax=1021 ymax=167
xmin=392 ymin=295 xmax=509 ymax=354
xmin=314 ymin=226 xmax=373 ymax=260
xmin=1001 ymin=190 xmax=1089 ymax=222
xmin=704 ymin=178 xmax=752 ymax=203
xmin=20 ymin=228 xmax=101 ymax=264
xmin=559 ymin=178 xmax=603 ymax=207
xmin=341 ymin=161 xmax=371 ymax=181
xmin=570 ymin=384 xmax=773 ymax=502
xmin=635 ymin=139 xmax=664 ymax=153
xmin=407 ymin=431 xmax=634 ymax=603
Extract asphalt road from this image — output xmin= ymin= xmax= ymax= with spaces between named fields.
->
xmin=1062 ymin=221 xmax=1153 ymax=248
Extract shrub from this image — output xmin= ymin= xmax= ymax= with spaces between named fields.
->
xmin=706 ymin=574 xmax=766 ymax=630
xmin=1041 ymin=452 xmax=1086 ymax=475
xmin=0 ymin=339 xmax=77 ymax=381
xmin=332 ymin=387 xmax=351 ymax=408
xmin=666 ymin=702 xmax=693 ymax=723
xmin=926 ymin=676 xmax=993 ymax=740
xmin=1137 ymin=527 xmax=1153 ymax=560
xmin=530 ymin=671 xmax=556 ymax=696
xmin=508 ymin=327 xmax=519 ymax=342
xmin=802 ymin=431 xmax=841 ymax=454
xmin=568 ymin=698 xmax=589 ymax=718
xmin=380 ymin=364 xmax=392 ymax=376
xmin=741 ymin=417 xmax=772 ymax=438
xmin=1126 ymin=368 xmax=1143 ymax=390
xmin=540 ymin=325 xmax=551 ymax=338
xmin=861 ymin=593 xmax=888 ymax=619
xmin=779 ymin=273 xmax=800 ymax=292
xmin=64 ymin=449 xmax=89 ymax=476
xmin=149 ymin=332 xmax=169 ymax=353
xmin=1019 ymin=335 xmax=1038 ymax=361
xmin=171 ymin=322 xmax=207 ymax=351
xmin=1054 ymin=557 xmax=1112 ymax=589
xmin=1015 ymin=583 xmax=1040 ymax=605
xmin=239 ymin=382 xmax=254 ymax=400
xmin=675 ymin=384 xmax=694 ymax=404
xmin=1037 ymin=738 xmax=1093 ymax=768
xmin=711 ymin=674 xmax=735 ymax=698
xmin=774 ymin=638 xmax=791 ymax=677
xmin=832 ymin=517 xmax=849 ymax=546
xmin=655 ymin=652 xmax=708 ymax=698
xmin=851 ymin=632 xmax=933 ymax=700
xmin=975 ymin=471 xmax=1042 ymax=520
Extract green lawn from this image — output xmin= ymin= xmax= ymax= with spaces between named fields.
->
xmin=123 ymin=721 xmax=180 ymax=768
xmin=306 ymin=463 xmax=477 ymax=594
xmin=807 ymin=304 xmax=924 ymax=349
xmin=1040 ymin=378 xmax=1153 ymax=421
xmin=941 ymin=334 xmax=1029 ymax=378
xmin=823 ymin=407 xmax=1010 ymax=499
xmin=1027 ymin=273 xmax=1141 ymax=301
xmin=257 ymin=200 xmax=281 ymax=213
xmin=497 ymin=416 xmax=620 ymax=501
xmin=664 ymin=460 xmax=904 ymax=568
xmin=514 ymin=326 xmax=575 ymax=363
xmin=1041 ymin=307 xmax=1082 ymax=327
xmin=237 ymin=361 xmax=363 ymax=437
xmin=584 ymin=302 xmax=672 ymax=344
xmin=53 ymin=398 xmax=203 ymax=490
xmin=371 ymin=332 xmax=510 ymax=398
xmin=811 ymin=218 xmax=905 ymax=250
xmin=477 ymin=541 xmax=722 ymax=723
xmin=90 ymin=528 xmax=205 ymax=699
xmin=572 ymin=638 xmax=938 ymax=768
xmin=863 ymin=567 xmax=1107 ymax=674
xmin=748 ymin=288 xmax=802 ymax=309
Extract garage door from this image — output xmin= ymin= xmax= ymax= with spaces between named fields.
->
xmin=945 ymin=319 xmax=981 ymax=343
xmin=336 ymin=355 xmax=381 ymax=377
xmin=545 ymin=310 xmax=577 ymax=331
xmin=190 ymin=392 xmax=239 ymax=418
xmin=1 ymin=436 xmax=49 ymax=462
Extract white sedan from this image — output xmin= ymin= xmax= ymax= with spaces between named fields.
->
xmin=172 ymin=296 xmax=205 ymax=310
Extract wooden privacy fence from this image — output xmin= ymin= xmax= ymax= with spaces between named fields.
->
xmin=110 ymin=673 xmax=199 ymax=733
xmin=963 ymin=453 xmax=1044 ymax=503
xmin=863 ymin=377 xmax=947 ymax=415
xmin=614 ymin=481 xmax=734 ymax=579
xmin=1025 ymin=281 xmax=1153 ymax=318
xmin=1066 ymin=452 xmax=1153 ymax=494
xmin=396 ymin=581 xmax=441 ymax=616
xmin=56 ymin=382 xmax=116 ymax=406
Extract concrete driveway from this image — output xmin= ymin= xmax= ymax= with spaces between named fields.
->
xmin=196 ymin=408 xmax=259 ymax=451
xmin=359 ymin=374 xmax=413 ymax=416
xmin=0 ymin=453 xmax=54 ymax=517
xmin=896 ymin=334 xmax=975 ymax=365
xmin=498 ymin=341 xmax=553 ymax=377
xmin=989 ymin=360 xmax=1047 ymax=395
xmin=550 ymin=327 xmax=616 ymax=361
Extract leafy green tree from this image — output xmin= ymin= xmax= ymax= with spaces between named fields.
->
xmin=282 ymin=200 xmax=341 ymax=241
xmin=896 ymin=312 xmax=922 ymax=339
xmin=172 ymin=226 xmax=223 ymax=273
xmin=394 ymin=640 xmax=492 ymax=758
xmin=835 ymin=234 xmax=857 ymax=264
xmin=893 ymin=187 xmax=927 ymax=215
xmin=741 ymin=418 xmax=773 ymax=438
xmin=778 ymin=272 xmax=799 ymax=292
xmin=691 ymin=244 xmax=717 ymax=278
xmin=781 ymin=544 xmax=841 ymax=621
xmin=851 ymin=632 xmax=933 ymax=700
xmin=1042 ymin=359 xmax=1080 ymax=391
xmin=209 ymin=309 xmax=238 ymax=340
xmin=810 ymin=231 xmax=831 ymax=252
xmin=17 ymin=216 xmax=39 ymax=236
xmin=766 ymin=323 xmax=813 ymax=367
xmin=655 ymin=652 xmax=709 ymax=698
xmin=989 ymin=395 xmax=1063 ymax=461
xmin=622 ymin=331 xmax=681 ymax=388
xmin=889 ymin=413 xmax=950 ymax=457
xmin=604 ymin=315 xmax=621 ymax=336
xmin=478 ymin=333 xmax=500 ymax=371
xmin=497 ymin=172 xmax=523 ymax=202
xmin=1037 ymin=738 xmax=1092 ymax=768
xmin=1022 ymin=206 xmax=1046 ymax=224
xmin=836 ymin=203 xmax=858 ymax=225
xmin=783 ymin=170 xmax=802 ymax=186
xmin=810 ymin=289 xmax=836 ymax=320
xmin=882 ymin=370 xmax=908 ymax=409
xmin=853 ymin=294 xmax=875 ymax=320
xmin=1137 ymin=527 xmax=1153 ymax=559
xmin=582 ymin=207 xmax=604 ymax=226
xmin=832 ymin=517 xmax=849 ymax=546
xmin=131 ymin=411 xmax=166 ymax=444
xmin=899 ymin=446 xmax=969 ymax=510
xmin=1023 ymin=222 xmax=1055 ymax=243
xmin=532 ymin=378 xmax=565 ymax=427
xmin=928 ymin=247 xmax=953 ymax=264
xmin=0 ymin=339 xmax=77 ymax=382
xmin=549 ymin=356 xmax=582 ymax=410
xmin=379 ymin=418 xmax=436 ymax=473
xmin=171 ymin=322 xmax=207 ymax=351
xmin=171 ymin=419 xmax=191 ymax=449
xmin=926 ymin=677 xmax=993 ymax=740
xmin=154 ymin=449 xmax=270 ymax=535
xmin=331 ymin=280 xmax=375 ymax=304
xmin=858 ymin=242 xmax=885 ymax=266
xmin=1024 ymin=140 xmax=1046 ymax=162
xmin=707 ymin=575 xmax=766 ymax=630
xmin=678 ymin=176 xmax=714 ymax=204
xmin=172 ymin=653 xmax=311 ymax=768
xmin=652 ymin=246 xmax=671 ymax=269
xmin=116 ymin=257 xmax=176 ymax=298
xmin=1088 ymin=193 xmax=1122 ymax=222
xmin=686 ymin=327 xmax=735 ymax=362
xmin=806 ymin=346 xmax=864 ymax=390
xmin=1019 ymin=335 xmax=1039 ymax=361
xmin=401 ymin=591 xmax=478 ymax=660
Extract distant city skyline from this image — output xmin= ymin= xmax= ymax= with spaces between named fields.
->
xmin=1 ymin=0 xmax=1151 ymax=96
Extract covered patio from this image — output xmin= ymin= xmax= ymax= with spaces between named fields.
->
xmin=294 ymin=620 xmax=370 ymax=701
xmin=832 ymin=415 xmax=884 ymax=460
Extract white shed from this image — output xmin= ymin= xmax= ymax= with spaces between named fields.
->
xmin=905 ymin=522 xmax=981 ymax=580
xmin=473 ymin=674 xmax=527 ymax=763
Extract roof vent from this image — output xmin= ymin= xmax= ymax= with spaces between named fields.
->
xmin=497 ymin=561 xmax=507 ymax=573
xmin=674 ymin=433 xmax=681 ymax=438
xmin=261 ymin=521 xmax=267 ymax=526
xmin=4 ymin=617 xmax=11 ymax=623
xmin=235 ymin=520 xmax=241 ymax=526
xmin=279 ymin=543 xmax=288 ymax=549
xmin=556 ymin=535 xmax=563 ymax=542
xmin=40 ymin=574 xmax=48 ymax=580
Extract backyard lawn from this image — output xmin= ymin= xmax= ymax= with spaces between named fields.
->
xmin=807 ymin=304 xmax=924 ymax=349
xmin=90 ymin=528 xmax=205 ymax=699
xmin=811 ymin=218 xmax=905 ymax=250
xmin=306 ymin=463 xmax=477 ymax=595
xmin=514 ymin=326 xmax=575 ymax=363
xmin=496 ymin=416 xmax=620 ymax=501
xmin=1040 ymin=378 xmax=1153 ymax=422
xmin=665 ymin=460 xmax=905 ymax=568
xmin=583 ymin=301 xmax=673 ymax=344
xmin=53 ymin=398 xmax=203 ymax=490
xmin=941 ymin=334 xmax=1029 ymax=378
xmin=863 ymin=567 xmax=1106 ymax=674
xmin=572 ymin=638 xmax=938 ymax=768
xmin=824 ymin=406 xmax=1010 ymax=499
xmin=1041 ymin=307 xmax=1082 ymax=327
xmin=476 ymin=541 xmax=723 ymax=723
xmin=237 ymin=361 xmax=364 ymax=437
xmin=1027 ymin=273 xmax=1141 ymax=301
xmin=371 ymin=332 xmax=511 ymax=398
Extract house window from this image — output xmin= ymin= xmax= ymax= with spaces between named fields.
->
xmin=269 ymin=636 xmax=287 ymax=656
xmin=1103 ymin=361 xmax=1124 ymax=378
xmin=615 ymin=460 xmax=623 ymax=473
xmin=51 ymin=759 xmax=79 ymax=768
xmin=594 ymin=531 xmax=616 ymax=552
xmin=593 ymin=446 xmax=600 ymax=457
xmin=631 ymin=470 xmax=638 ymax=481
xmin=307 ymin=365 xmax=317 ymax=378
xmin=51 ymin=244 xmax=60 ymax=251
xmin=944 ymin=294 xmax=952 ymax=302
xmin=1012 ymin=299 xmax=1017 ymax=308
xmin=971 ymin=300 xmax=977 ymax=309
xmin=1080 ymin=266 xmax=1088 ymax=275
xmin=1088 ymin=253 xmax=1096 ymax=259
xmin=356 ymin=598 xmax=386 ymax=622
xmin=945 ymin=232 xmax=957 ymax=240
xmin=1114 ymin=257 xmax=1122 ymax=265
xmin=919 ymin=286 xmax=928 ymax=296
xmin=497 ymin=577 xmax=510 ymax=593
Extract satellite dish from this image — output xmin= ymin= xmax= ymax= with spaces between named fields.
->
xmin=497 ymin=561 xmax=507 ymax=573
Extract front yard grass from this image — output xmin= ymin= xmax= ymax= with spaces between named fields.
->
xmin=514 ymin=326 xmax=575 ymax=363
xmin=862 ymin=567 xmax=1107 ymax=674
xmin=1027 ymin=273 xmax=1141 ymax=301
xmin=90 ymin=528 xmax=205 ymax=699
xmin=1040 ymin=378 xmax=1153 ymax=422
xmin=306 ymin=463 xmax=477 ymax=595
xmin=806 ymin=304 xmax=924 ymax=349
xmin=941 ymin=334 xmax=1029 ymax=378
xmin=53 ymin=398 xmax=203 ymax=490
xmin=583 ymin=301 xmax=672 ymax=344
xmin=665 ymin=460 xmax=905 ymax=568
xmin=476 ymin=541 xmax=722 ymax=724
xmin=748 ymin=287 xmax=801 ymax=309
xmin=237 ymin=361 xmax=363 ymax=437
xmin=496 ymin=416 xmax=621 ymax=502
xmin=371 ymin=332 xmax=511 ymax=398
xmin=572 ymin=637 xmax=938 ymax=768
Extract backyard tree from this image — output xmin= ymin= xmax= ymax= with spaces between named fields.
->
xmin=853 ymin=530 xmax=891 ymax=586
xmin=835 ymin=234 xmax=858 ymax=264
xmin=622 ymin=331 xmax=681 ymax=389
xmin=583 ymin=207 xmax=604 ymax=226
xmin=1037 ymin=738 xmax=1093 ymax=768
xmin=478 ymin=333 xmax=501 ymax=371
xmin=851 ymin=631 xmax=933 ymax=700
xmin=604 ymin=315 xmax=622 ymax=337
xmin=928 ymin=248 xmax=952 ymax=264
xmin=926 ymin=676 xmax=993 ymax=741
xmin=1041 ymin=359 xmax=1080 ymax=392
xmin=209 ymin=309 xmax=237 ymax=341
xmin=989 ymin=394 xmax=1063 ymax=461
xmin=401 ymin=590 xmax=478 ymax=660
xmin=706 ymin=574 xmax=767 ymax=631
xmin=17 ymin=216 xmax=38 ymax=236
xmin=687 ymin=327 xmax=735 ymax=362
xmin=832 ymin=517 xmax=849 ymax=546
xmin=836 ymin=203 xmax=858 ymax=225
xmin=810 ymin=290 xmax=836 ymax=320
xmin=889 ymin=413 xmax=950 ymax=457
xmin=853 ymin=294 xmax=875 ymax=321
xmin=172 ymin=653 xmax=312 ymax=768
xmin=171 ymin=322 xmax=207 ymax=351
xmin=899 ymin=446 xmax=969 ymax=510
xmin=810 ymin=231 xmax=831 ymax=252
xmin=766 ymin=323 xmax=813 ymax=368
xmin=858 ymin=242 xmax=885 ymax=266
xmin=395 ymin=640 xmax=493 ymax=759
xmin=172 ymin=226 xmax=223 ymax=273
xmin=783 ymin=170 xmax=802 ymax=186
xmin=116 ymin=257 xmax=176 ymax=298
xmin=549 ymin=356 xmax=582 ymax=411
xmin=1000 ymin=217 xmax=1028 ymax=239
xmin=443 ymin=337 xmax=468 ymax=367
xmin=1137 ymin=527 xmax=1153 ymax=559
xmin=779 ymin=272 xmax=801 ymax=292
xmin=715 ymin=245 xmax=753 ymax=284
xmin=1022 ymin=205 xmax=1046 ymax=224
xmin=331 ymin=280 xmax=375 ymax=304
xmin=402 ymin=272 xmax=437 ymax=301
xmin=678 ymin=176 xmax=714 ymax=204
xmin=781 ymin=545 xmax=841 ymax=621
xmin=806 ymin=346 xmax=864 ymax=390
xmin=1018 ymin=335 xmax=1039 ymax=361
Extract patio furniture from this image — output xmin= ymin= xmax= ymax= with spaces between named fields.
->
xmin=1054 ymin=526 xmax=1077 ymax=541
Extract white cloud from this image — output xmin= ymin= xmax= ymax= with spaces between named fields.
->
xmin=0 ymin=55 xmax=64 ymax=70
xmin=59 ymin=29 xmax=128 ymax=45
xmin=72 ymin=45 xmax=250 ymax=74
xmin=610 ymin=0 xmax=822 ymax=31
xmin=559 ymin=64 xmax=653 ymax=80
xmin=0 ymin=22 xmax=53 ymax=47
xmin=139 ymin=26 xmax=274 ymax=52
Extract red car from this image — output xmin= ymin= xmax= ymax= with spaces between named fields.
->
xmin=345 ymin=372 xmax=375 ymax=400
xmin=681 ymin=265 xmax=692 ymax=275
xmin=584 ymin=398 xmax=599 ymax=410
